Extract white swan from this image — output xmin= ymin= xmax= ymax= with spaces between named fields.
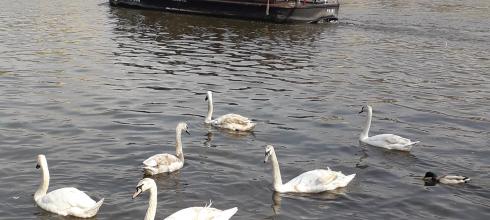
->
xmin=34 ymin=154 xmax=104 ymax=218
xmin=143 ymin=122 xmax=189 ymax=175
xmin=205 ymin=91 xmax=256 ymax=132
xmin=264 ymin=145 xmax=356 ymax=193
xmin=359 ymin=105 xmax=419 ymax=151
xmin=132 ymin=178 xmax=238 ymax=220
xmin=423 ymin=172 xmax=470 ymax=185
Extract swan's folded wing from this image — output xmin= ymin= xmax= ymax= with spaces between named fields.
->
xmin=383 ymin=134 xmax=410 ymax=145
xmin=217 ymin=114 xmax=251 ymax=125
xmin=285 ymin=169 xmax=338 ymax=193
xmin=42 ymin=187 xmax=96 ymax=211
xmin=143 ymin=153 xmax=178 ymax=167
xmin=367 ymin=134 xmax=413 ymax=149
xmin=164 ymin=207 xmax=201 ymax=220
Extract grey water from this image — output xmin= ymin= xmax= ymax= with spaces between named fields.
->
xmin=1 ymin=0 xmax=489 ymax=219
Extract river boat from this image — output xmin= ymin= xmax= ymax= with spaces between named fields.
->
xmin=109 ymin=0 xmax=339 ymax=23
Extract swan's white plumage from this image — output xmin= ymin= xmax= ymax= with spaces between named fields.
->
xmin=143 ymin=122 xmax=188 ymax=175
xmin=362 ymin=134 xmax=418 ymax=151
xmin=264 ymin=145 xmax=355 ymax=193
xmin=359 ymin=105 xmax=419 ymax=151
xmin=164 ymin=206 xmax=238 ymax=220
xmin=34 ymin=155 xmax=104 ymax=218
xmin=280 ymin=169 xmax=356 ymax=193
xmin=143 ymin=153 xmax=183 ymax=175
xmin=37 ymin=188 xmax=104 ymax=217
xmin=133 ymin=178 xmax=237 ymax=220
xmin=205 ymin=91 xmax=256 ymax=132
xmin=212 ymin=113 xmax=256 ymax=131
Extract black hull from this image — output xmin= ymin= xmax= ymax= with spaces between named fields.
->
xmin=109 ymin=0 xmax=339 ymax=23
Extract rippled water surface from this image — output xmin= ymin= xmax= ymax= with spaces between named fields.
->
xmin=1 ymin=0 xmax=489 ymax=219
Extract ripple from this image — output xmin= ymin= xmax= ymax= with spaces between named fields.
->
xmin=0 ymin=0 xmax=489 ymax=219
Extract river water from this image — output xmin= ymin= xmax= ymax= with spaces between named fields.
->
xmin=1 ymin=0 xmax=489 ymax=219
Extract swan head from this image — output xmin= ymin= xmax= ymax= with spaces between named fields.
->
xmin=264 ymin=145 xmax=275 ymax=163
xmin=205 ymin=91 xmax=213 ymax=101
xmin=359 ymin=105 xmax=372 ymax=114
xmin=132 ymin=178 xmax=156 ymax=199
xmin=177 ymin=122 xmax=190 ymax=135
xmin=423 ymin=172 xmax=438 ymax=186
xmin=36 ymin=154 xmax=47 ymax=169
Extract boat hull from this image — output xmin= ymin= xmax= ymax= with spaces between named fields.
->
xmin=109 ymin=0 xmax=339 ymax=23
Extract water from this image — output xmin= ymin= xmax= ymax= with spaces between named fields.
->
xmin=1 ymin=0 xmax=489 ymax=219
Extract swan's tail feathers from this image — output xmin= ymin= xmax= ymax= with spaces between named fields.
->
xmin=84 ymin=198 xmax=104 ymax=218
xmin=143 ymin=166 xmax=158 ymax=176
xmin=340 ymin=174 xmax=356 ymax=187
xmin=205 ymin=200 xmax=213 ymax=208
xmin=215 ymin=207 xmax=238 ymax=220
xmin=249 ymin=122 xmax=257 ymax=130
xmin=239 ymin=122 xmax=256 ymax=132
xmin=143 ymin=158 xmax=157 ymax=167
xmin=401 ymin=141 xmax=419 ymax=151
xmin=398 ymin=141 xmax=420 ymax=151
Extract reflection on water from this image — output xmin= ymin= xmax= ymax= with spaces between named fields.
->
xmin=0 ymin=0 xmax=489 ymax=219
xmin=270 ymin=188 xmax=349 ymax=218
xmin=204 ymin=131 xmax=214 ymax=148
xmin=108 ymin=6 xmax=330 ymax=79
xmin=272 ymin=192 xmax=282 ymax=216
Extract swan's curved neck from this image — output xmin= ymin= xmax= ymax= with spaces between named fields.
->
xmin=205 ymin=96 xmax=213 ymax=123
xmin=269 ymin=152 xmax=283 ymax=191
xmin=175 ymin=128 xmax=184 ymax=162
xmin=144 ymin=186 xmax=157 ymax=220
xmin=35 ymin=162 xmax=49 ymax=201
xmin=360 ymin=108 xmax=372 ymax=140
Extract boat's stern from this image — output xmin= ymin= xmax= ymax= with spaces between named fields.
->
xmin=272 ymin=0 xmax=340 ymax=23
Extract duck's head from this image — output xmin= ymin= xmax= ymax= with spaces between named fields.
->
xmin=36 ymin=154 xmax=47 ymax=169
xmin=423 ymin=172 xmax=438 ymax=186
xmin=264 ymin=145 xmax=275 ymax=163
xmin=359 ymin=105 xmax=372 ymax=114
xmin=424 ymin=172 xmax=437 ymax=179
xmin=205 ymin=91 xmax=213 ymax=101
xmin=177 ymin=122 xmax=190 ymax=135
xmin=132 ymin=178 xmax=156 ymax=199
